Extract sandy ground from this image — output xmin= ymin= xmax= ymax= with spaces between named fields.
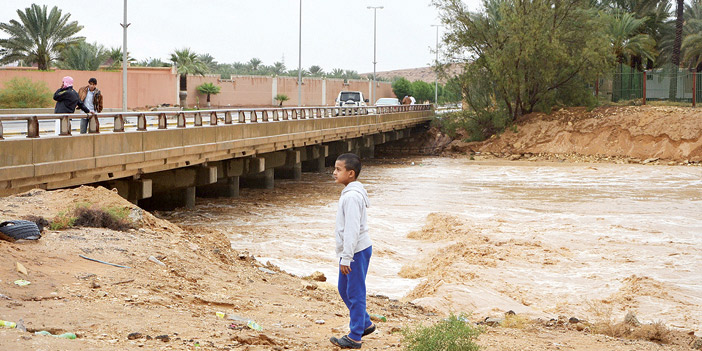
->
xmin=0 ymin=186 xmax=699 ymax=350
xmin=445 ymin=106 xmax=702 ymax=164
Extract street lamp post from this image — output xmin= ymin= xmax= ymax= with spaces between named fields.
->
xmin=121 ymin=0 xmax=130 ymax=112
xmin=298 ymin=0 xmax=302 ymax=107
xmin=431 ymin=24 xmax=441 ymax=105
xmin=367 ymin=6 xmax=383 ymax=105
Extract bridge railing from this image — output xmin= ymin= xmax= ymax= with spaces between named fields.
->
xmin=0 ymin=104 xmax=432 ymax=140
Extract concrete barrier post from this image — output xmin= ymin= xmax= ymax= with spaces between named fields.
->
xmin=251 ymin=110 xmax=258 ymax=123
xmin=224 ymin=111 xmax=232 ymax=124
xmin=194 ymin=112 xmax=203 ymax=126
xmin=210 ymin=111 xmax=218 ymax=125
xmin=57 ymin=116 xmax=69 ymax=136
xmin=114 ymin=115 xmax=125 ymax=132
xmin=158 ymin=113 xmax=167 ymax=129
xmin=238 ymin=111 xmax=246 ymax=123
xmin=88 ymin=114 xmax=100 ymax=133
xmin=137 ymin=114 xmax=147 ymax=131
xmin=177 ymin=112 xmax=186 ymax=128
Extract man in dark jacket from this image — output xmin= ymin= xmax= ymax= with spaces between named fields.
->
xmin=54 ymin=76 xmax=92 ymax=133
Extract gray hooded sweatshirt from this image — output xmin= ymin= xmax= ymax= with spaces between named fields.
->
xmin=335 ymin=181 xmax=372 ymax=266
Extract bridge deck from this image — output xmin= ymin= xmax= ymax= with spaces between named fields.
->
xmin=0 ymin=105 xmax=433 ymax=197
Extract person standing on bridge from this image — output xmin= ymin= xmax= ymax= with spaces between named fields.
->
xmin=330 ymin=153 xmax=375 ymax=349
xmin=53 ymin=76 xmax=92 ymax=133
xmin=401 ymin=95 xmax=412 ymax=105
xmin=77 ymin=78 xmax=103 ymax=134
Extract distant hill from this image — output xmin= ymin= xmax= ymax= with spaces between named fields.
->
xmin=365 ymin=64 xmax=464 ymax=84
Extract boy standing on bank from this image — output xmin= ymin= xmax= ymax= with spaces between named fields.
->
xmin=330 ymin=153 xmax=375 ymax=349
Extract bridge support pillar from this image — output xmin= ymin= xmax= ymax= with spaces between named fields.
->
xmin=197 ymin=176 xmax=239 ymax=198
xmin=241 ymin=168 xmax=274 ymax=189
xmin=275 ymin=150 xmax=301 ymax=180
xmin=302 ymin=145 xmax=328 ymax=173
xmin=108 ymin=178 xmax=153 ymax=205
xmin=360 ymin=136 xmax=375 ymax=159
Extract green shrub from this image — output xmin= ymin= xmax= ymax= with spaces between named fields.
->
xmin=0 ymin=77 xmax=53 ymax=108
xmin=402 ymin=314 xmax=482 ymax=351
xmin=433 ymin=109 xmax=510 ymax=142
xmin=50 ymin=204 xmax=133 ymax=231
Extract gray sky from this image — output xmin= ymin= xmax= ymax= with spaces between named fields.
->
xmin=1 ymin=0 xmax=482 ymax=73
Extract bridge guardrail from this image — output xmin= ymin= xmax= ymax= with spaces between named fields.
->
xmin=0 ymin=104 xmax=432 ymax=140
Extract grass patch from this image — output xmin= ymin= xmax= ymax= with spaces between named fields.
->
xmin=402 ymin=313 xmax=482 ymax=351
xmin=50 ymin=204 xmax=134 ymax=231
xmin=501 ymin=314 xmax=530 ymax=329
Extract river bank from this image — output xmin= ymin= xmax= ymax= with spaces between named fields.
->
xmin=1 ymin=158 xmax=700 ymax=350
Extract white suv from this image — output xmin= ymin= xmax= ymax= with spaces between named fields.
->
xmin=335 ymin=91 xmax=369 ymax=107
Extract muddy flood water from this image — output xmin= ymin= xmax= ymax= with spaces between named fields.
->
xmin=165 ymin=157 xmax=702 ymax=332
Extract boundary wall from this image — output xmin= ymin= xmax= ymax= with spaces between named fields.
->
xmin=0 ymin=67 xmax=395 ymax=109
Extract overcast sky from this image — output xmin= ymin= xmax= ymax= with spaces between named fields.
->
xmin=1 ymin=0 xmax=482 ymax=73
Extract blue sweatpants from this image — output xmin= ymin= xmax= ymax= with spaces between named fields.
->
xmin=338 ymin=246 xmax=373 ymax=341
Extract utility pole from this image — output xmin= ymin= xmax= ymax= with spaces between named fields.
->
xmin=367 ymin=6 xmax=383 ymax=104
xmin=121 ymin=0 xmax=130 ymax=112
xmin=431 ymin=24 xmax=442 ymax=105
xmin=298 ymin=0 xmax=302 ymax=107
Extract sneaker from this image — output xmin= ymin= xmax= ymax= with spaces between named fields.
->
xmin=330 ymin=335 xmax=362 ymax=349
xmin=363 ymin=324 xmax=376 ymax=336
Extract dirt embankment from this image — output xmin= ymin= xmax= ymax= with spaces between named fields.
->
xmin=446 ymin=106 xmax=702 ymax=164
xmin=0 ymin=187 xmax=699 ymax=350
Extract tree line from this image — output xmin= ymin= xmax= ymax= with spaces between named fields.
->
xmin=432 ymin=0 xmax=702 ymax=141
xmin=0 ymin=4 xmax=385 ymax=82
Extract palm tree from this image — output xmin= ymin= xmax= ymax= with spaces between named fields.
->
xmin=170 ymin=48 xmax=207 ymax=91
xmin=196 ymin=82 xmax=221 ymax=107
xmin=607 ymin=12 xmax=657 ymax=66
xmin=198 ymin=53 xmax=218 ymax=73
xmin=309 ymin=65 xmax=324 ymax=76
xmin=106 ymin=47 xmax=135 ymax=68
xmin=0 ymin=4 xmax=84 ymax=70
xmin=329 ymin=68 xmax=345 ymax=78
xmin=136 ymin=57 xmax=170 ymax=67
xmin=248 ymin=58 xmax=262 ymax=71
xmin=669 ymin=0 xmax=684 ymax=99
xmin=57 ymin=41 xmax=108 ymax=70
xmin=274 ymin=94 xmax=290 ymax=106
xmin=272 ymin=61 xmax=286 ymax=75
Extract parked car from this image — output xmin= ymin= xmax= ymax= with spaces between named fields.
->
xmin=374 ymin=98 xmax=400 ymax=106
xmin=335 ymin=91 xmax=369 ymax=115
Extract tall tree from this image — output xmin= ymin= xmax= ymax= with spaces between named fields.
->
xmin=434 ymin=0 xmax=610 ymax=121
xmin=106 ymin=47 xmax=135 ymax=68
xmin=272 ymin=61 xmax=286 ymax=75
xmin=170 ymin=48 xmax=207 ymax=91
xmin=607 ymin=12 xmax=657 ymax=66
xmin=309 ymin=65 xmax=324 ymax=76
xmin=248 ymin=58 xmax=262 ymax=71
xmin=198 ymin=53 xmax=218 ymax=73
xmin=668 ymin=0 xmax=685 ymax=99
xmin=57 ymin=41 xmax=108 ymax=71
xmin=0 ymin=4 xmax=83 ymax=70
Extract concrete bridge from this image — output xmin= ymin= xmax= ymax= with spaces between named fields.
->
xmin=0 ymin=105 xmax=433 ymax=209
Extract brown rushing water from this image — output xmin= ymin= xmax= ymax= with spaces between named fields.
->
xmin=165 ymin=157 xmax=702 ymax=332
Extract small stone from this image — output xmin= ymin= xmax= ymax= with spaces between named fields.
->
xmin=91 ymin=281 xmax=101 ymax=289
xmin=155 ymin=334 xmax=170 ymax=342
xmin=302 ymin=282 xmax=318 ymax=290
xmin=308 ymin=271 xmax=327 ymax=282
xmin=259 ymin=267 xmax=276 ymax=274
xmin=128 ymin=332 xmax=143 ymax=340
xmin=643 ymin=157 xmax=659 ymax=164
xmin=16 ymin=262 xmax=28 ymax=275
xmin=483 ymin=317 xmax=502 ymax=326
xmin=505 ymin=310 xmax=516 ymax=316
xmin=315 ymin=320 xmax=325 ymax=325
xmin=692 ymin=338 xmax=702 ymax=350
xmin=568 ymin=317 xmax=580 ymax=324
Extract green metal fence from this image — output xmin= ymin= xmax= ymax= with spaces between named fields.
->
xmin=612 ymin=63 xmax=701 ymax=105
